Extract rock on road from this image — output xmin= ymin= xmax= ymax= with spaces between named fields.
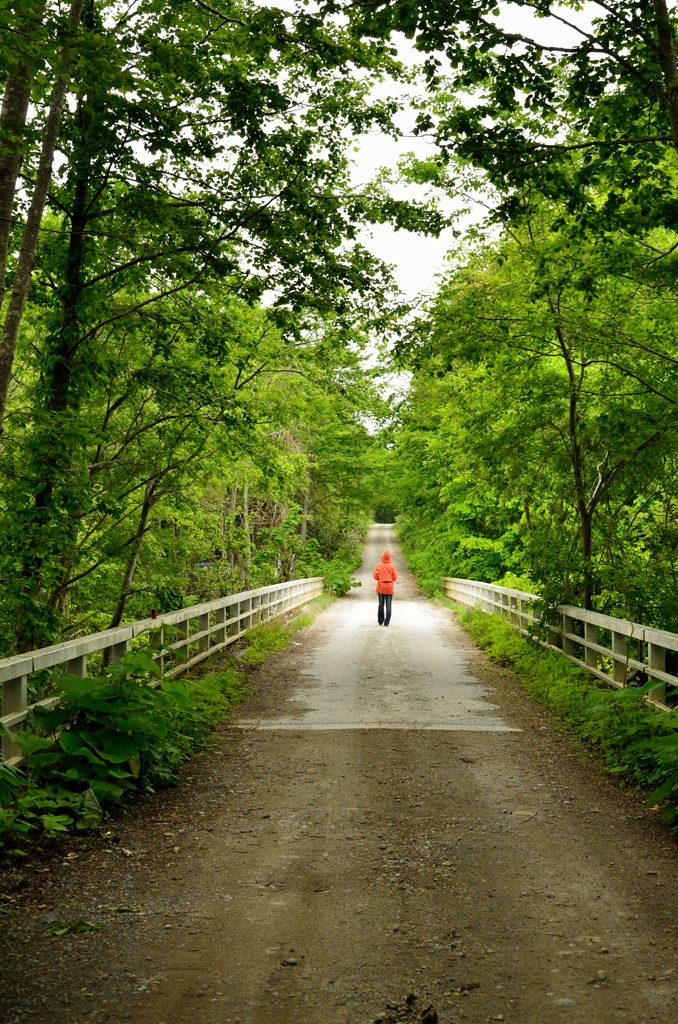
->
xmin=2 ymin=525 xmax=678 ymax=1024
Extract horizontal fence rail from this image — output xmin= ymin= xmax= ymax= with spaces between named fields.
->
xmin=0 ymin=577 xmax=324 ymax=760
xmin=442 ymin=577 xmax=677 ymax=713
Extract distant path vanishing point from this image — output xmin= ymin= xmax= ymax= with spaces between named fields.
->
xmin=236 ymin=523 xmax=517 ymax=732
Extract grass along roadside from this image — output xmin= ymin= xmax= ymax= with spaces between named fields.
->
xmin=442 ymin=599 xmax=678 ymax=832
xmin=235 ymin=593 xmax=334 ymax=665
xmin=0 ymin=594 xmax=334 ymax=859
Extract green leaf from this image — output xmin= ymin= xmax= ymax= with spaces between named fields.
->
xmin=59 ymin=675 xmax=101 ymax=700
xmin=58 ymin=731 xmax=91 ymax=755
xmin=648 ymin=780 xmax=676 ymax=807
xmin=96 ymin=731 xmax=139 ymax=763
xmin=45 ymin=919 xmax=101 ymax=936
xmin=0 ymin=728 xmax=54 ymax=755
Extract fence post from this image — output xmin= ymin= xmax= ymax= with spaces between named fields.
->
xmin=214 ymin=607 xmax=226 ymax=644
xmin=199 ymin=612 xmax=209 ymax=654
xmin=176 ymin=617 xmax=190 ymax=664
xmin=2 ymin=673 xmax=27 ymax=759
xmin=584 ymin=622 xmax=598 ymax=670
xmin=66 ymin=655 xmax=87 ymax=677
xmin=563 ymin=614 xmax=575 ymax=657
xmin=150 ymin=624 xmax=164 ymax=673
xmin=648 ymin=643 xmax=666 ymax=706
xmin=548 ymin=622 xmax=561 ymax=648
xmin=111 ymin=639 xmax=129 ymax=665
xmin=611 ymin=631 xmax=627 ymax=686
xmin=519 ymin=597 xmax=527 ymax=631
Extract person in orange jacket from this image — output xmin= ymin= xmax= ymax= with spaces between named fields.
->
xmin=373 ymin=550 xmax=398 ymax=626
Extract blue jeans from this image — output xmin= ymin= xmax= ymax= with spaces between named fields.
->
xmin=378 ymin=593 xmax=392 ymax=626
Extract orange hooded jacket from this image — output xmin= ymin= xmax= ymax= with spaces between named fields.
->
xmin=373 ymin=550 xmax=398 ymax=595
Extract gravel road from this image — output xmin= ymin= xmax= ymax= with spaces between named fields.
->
xmin=2 ymin=526 xmax=678 ymax=1024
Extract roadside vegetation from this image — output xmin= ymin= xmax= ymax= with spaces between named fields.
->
xmin=376 ymin=1 xmax=678 ymax=826
xmin=0 ymin=596 xmax=332 ymax=857
xmin=450 ymin=603 xmax=678 ymax=831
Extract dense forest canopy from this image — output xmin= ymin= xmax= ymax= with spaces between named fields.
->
xmin=3 ymin=0 xmax=678 ymax=658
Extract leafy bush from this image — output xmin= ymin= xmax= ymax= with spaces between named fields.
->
xmin=456 ymin=605 xmax=678 ymax=829
xmin=0 ymin=650 xmax=246 ymax=856
xmin=323 ymin=557 xmax=361 ymax=597
xmin=0 ymin=760 xmax=89 ymax=855
xmin=0 ymin=593 xmax=335 ymax=856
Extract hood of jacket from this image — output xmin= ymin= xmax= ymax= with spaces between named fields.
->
xmin=381 ymin=550 xmax=392 ymax=562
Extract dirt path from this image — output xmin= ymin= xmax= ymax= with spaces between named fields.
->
xmin=2 ymin=526 xmax=678 ymax=1024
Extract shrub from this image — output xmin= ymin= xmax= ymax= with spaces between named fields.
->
xmin=323 ymin=557 xmax=361 ymax=597
xmin=0 ymin=650 xmax=246 ymax=855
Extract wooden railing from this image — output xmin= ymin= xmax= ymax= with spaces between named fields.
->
xmin=442 ymin=577 xmax=677 ymax=712
xmin=0 ymin=577 xmax=324 ymax=760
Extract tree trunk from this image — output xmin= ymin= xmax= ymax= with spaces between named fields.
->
xmin=654 ymin=1 xmax=678 ymax=152
xmin=546 ymin=288 xmax=596 ymax=609
xmin=242 ymin=481 xmax=251 ymax=576
xmin=229 ymin=482 xmax=238 ymax=571
xmin=301 ymin=487 xmax=310 ymax=545
xmin=568 ymin=390 xmax=595 ymax=610
xmin=109 ymin=481 xmax=157 ymax=629
xmin=580 ymin=508 xmax=594 ymax=611
xmin=14 ymin=110 xmax=91 ymax=644
xmin=0 ymin=2 xmax=45 ymax=308
xmin=0 ymin=0 xmax=85 ymax=433
xmin=32 ymin=168 xmax=89 ymax=520
xmin=0 ymin=70 xmax=33 ymax=308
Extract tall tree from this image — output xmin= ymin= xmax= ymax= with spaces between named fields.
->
xmin=0 ymin=0 xmax=84 ymax=426
xmin=395 ymin=203 xmax=678 ymax=622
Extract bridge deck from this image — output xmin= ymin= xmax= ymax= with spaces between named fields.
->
xmin=1 ymin=526 xmax=677 ymax=1023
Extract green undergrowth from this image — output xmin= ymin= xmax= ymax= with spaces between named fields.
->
xmin=0 ymin=595 xmax=333 ymax=858
xmin=239 ymin=594 xmax=334 ymax=664
xmin=450 ymin=602 xmax=678 ymax=831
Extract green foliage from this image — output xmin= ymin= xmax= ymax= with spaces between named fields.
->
xmin=45 ymin=920 xmax=101 ymax=937
xmin=0 ymin=649 xmax=246 ymax=856
xmin=240 ymin=594 xmax=335 ymax=663
xmin=456 ymin=606 xmax=678 ymax=829
xmin=240 ymin=622 xmax=295 ymax=665
xmin=322 ymin=557 xmax=362 ymax=598
xmin=393 ymin=205 xmax=678 ymax=629
xmin=0 ymin=592 xmax=335 ymax=856
xmin=342 ymin=1 xmax=678 ymax=240
xmin=0 ymin=0 xmax=416 ymax=657
xmin=0 ymin=759 xmax=93 ymax=856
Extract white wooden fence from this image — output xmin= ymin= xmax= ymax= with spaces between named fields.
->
xmin=0 ymin=577 xmax=324 ymax=760
xmin=443 ymin=577 xmax=677 ymax=712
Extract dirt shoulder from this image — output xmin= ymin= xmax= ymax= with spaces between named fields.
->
xmin=2 ymin=603 xmax=678 ymax=1024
